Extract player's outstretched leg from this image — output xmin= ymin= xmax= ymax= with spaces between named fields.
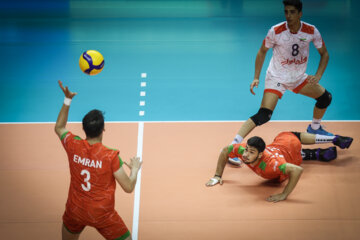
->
xmin=332 ymin=135 xmax=353 ymax=149
xmin=229 ymin=108 xmax=272 ymax=166
xmin=299 ymin=132 xmax=353 ymax=149
xmin=318 ymin=147 xmax=337 ymax=162
xmin=230 ymin=92 xmax=278 ymax=166
xmin=302 ymin=147 xmax=337 ymax=162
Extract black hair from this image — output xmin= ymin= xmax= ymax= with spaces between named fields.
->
xmin=247 ymin=136 xmax=266 ymax=153
xmin=283 ymin=0 xmax=302 ymax=12
xmin=82 ymin=109 xmax=104 ymax=138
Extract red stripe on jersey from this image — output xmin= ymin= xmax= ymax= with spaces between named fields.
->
xmin=300 ymin=23 xmax=314 ymax=34
xmin=274 ymin=23 xmax=287 ymax=35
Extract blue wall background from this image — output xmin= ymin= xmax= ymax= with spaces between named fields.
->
xmin=0 ymin=0 xmax=359 ymax=122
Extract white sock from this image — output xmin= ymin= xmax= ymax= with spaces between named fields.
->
xmin=315 ymin=134 xmax=335 ymax=144
xmin=311 ymin=118 xmax=321 ymax=130
xmin=232 ymin=134 xmax=243 ymax=145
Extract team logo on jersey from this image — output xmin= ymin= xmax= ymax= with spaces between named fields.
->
xmin=299 ymin=38 xmax=307 ymax=42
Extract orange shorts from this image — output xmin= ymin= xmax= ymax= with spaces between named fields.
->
xmin=63 ymin=207 xmax=130 ymax=240
xmin=269 ymin=132 xmax=303 ymax=166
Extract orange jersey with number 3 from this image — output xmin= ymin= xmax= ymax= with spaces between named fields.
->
xmin=61 ymin=131 xmax=123 ymax=222
xmin=229 ymin=132 xmax=303 ymax=182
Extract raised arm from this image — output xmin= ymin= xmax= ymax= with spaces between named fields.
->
xmin=266 ymin=163 xmax=303 ymax=202
xmin=54 ymin=80 xmax=77 ymax=138
xmin=113 ymin=157 xmax=142 ymax=193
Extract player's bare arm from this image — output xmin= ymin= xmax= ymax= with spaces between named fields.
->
xmin=114 ymin=156 xmax=142 ymax=193
xmin=267 ymin=163 xmax=303 ymax=203
xmin=205 ymin=147 xmax=229 ymax=187
xmin=251 ymin=44 xmax=269 ymax=95
xmin=55 ymin=80 xmax=77 ymax=138
xmin=307 ymin=45 xmax=329 ymax=85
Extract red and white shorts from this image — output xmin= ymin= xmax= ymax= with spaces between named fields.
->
xmin=264 ymin=74 xmax=308 ymax=99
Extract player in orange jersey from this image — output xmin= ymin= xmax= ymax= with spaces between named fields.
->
xmin=206 ymin=131 xmax=352 ymax=202
xmin=55 ymin=80 xmax=141 ymax=240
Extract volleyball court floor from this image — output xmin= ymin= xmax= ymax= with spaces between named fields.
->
xmin=0 ymin=121 xmax=359 ymax=240
xmin=1 ymin=1 xmax=360 ymax=239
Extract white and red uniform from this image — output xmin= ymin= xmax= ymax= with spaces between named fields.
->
xmin=263 ymin=21 xmax=324 ymax=98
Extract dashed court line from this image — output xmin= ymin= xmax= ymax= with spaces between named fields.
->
xmin=139 ymin=72 xmax=147 ymax=116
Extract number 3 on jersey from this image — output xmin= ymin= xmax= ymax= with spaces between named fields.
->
xmin=81 ymin=169 xmax=91 ymax=191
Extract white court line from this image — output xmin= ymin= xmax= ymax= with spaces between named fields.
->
xmin=132 ymin=121 xmax=144 ymax=240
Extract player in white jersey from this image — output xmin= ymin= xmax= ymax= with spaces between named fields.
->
xmin=230 ymin=0 xmax=334 ymax=165
xmin=265 ymin=20 xmax=323 ymax=89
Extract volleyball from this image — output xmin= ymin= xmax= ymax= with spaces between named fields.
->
xmin=79 ymin=50 xmax=104 ymax=75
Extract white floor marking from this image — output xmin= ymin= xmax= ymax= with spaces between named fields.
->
xmin=132 ymin=121 xmax=144 ymax=240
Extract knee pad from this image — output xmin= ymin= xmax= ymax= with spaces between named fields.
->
xmin=315 ymin=90 xmax=332 ymax=109
xmin=250 ymin=108 xmax=273 ymax=126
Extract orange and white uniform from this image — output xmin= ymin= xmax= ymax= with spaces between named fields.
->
xmin=229 ymin=132 xmax=303 ymax=182
xmin=60 ymin=131 xmax=130 ymax=240
xmin=263 ymin=21 xmax=324 ymax=98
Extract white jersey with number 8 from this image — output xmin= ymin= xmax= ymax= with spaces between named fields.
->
xmin=264 ymin=21 xmax=324 ymax=84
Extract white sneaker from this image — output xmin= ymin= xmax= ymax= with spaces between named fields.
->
xmin=228 ymin=157 xmax=243 ymax=167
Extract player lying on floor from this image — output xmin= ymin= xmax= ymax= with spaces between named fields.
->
xmin=206 ymin=131 xmax=353 ymax=203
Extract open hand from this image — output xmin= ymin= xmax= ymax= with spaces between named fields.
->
xmin=205 ymin=176 xmax=223 ymax=187
xmin=125 ymin=157 xmax=142 ymax=171
xmin=307 ymin=75 xmax=320 ymax=85
xmin=58 ymin=80 xmax=77 ymax=99
xmin=266 ymin=193 xmax=287 ymax=203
